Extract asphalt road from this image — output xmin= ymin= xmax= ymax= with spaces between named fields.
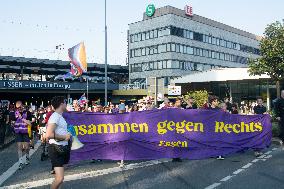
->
xmin=0 ymin=142 xmax=283 ymax=189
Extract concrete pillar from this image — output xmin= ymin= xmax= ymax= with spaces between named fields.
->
xmin=20 ymin=66 xmax=24 ymax=80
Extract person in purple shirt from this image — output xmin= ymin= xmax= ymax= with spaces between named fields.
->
xmin=13 ymin=101 xmax=32 ymax=170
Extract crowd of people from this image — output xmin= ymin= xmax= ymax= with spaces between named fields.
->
xmin=1 ymin=91 xmax=284 ymax=189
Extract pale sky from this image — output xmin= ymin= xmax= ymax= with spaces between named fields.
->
xmin=0 ymin=0 xmax=283 ymax=65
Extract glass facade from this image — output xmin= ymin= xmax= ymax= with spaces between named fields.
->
xmin=130 ymin=59 xmax=224 ymax=73
xmin=130 ymin=42 xmax=248 ymax=64
xmin=129 ymin=25 xmax=260 ymax=55
xmin=180 ymin=79 xmax=277 ymax=105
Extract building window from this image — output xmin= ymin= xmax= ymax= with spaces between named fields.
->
xmin=154 ymin=29 xmax=158 ymax=38
xmin=204 ymin=35 xmax=208 ymax=43
xmin=208 ymin=50 xmax=212 ymax=58
xmin=162 ymin=27 xmax=171 ymax=36
xmin=138 ymin=33 xmax=141 ymax=41
xmin=200 ymin=49 xmax=204 ymax=57
xmin=215 ymin=52 xmax=220 ymax=59
xmin=130 ymin=50 xmax=134 ymax=58
xmin=212 ymin=37 xmax=216 ymax=45
xmin=149 ymin=30 xmax=154 ymax=39
xmin=176 ymin=44 xmax=180 ymax=53
xmin=220 ymin=53 xmax=225 ymax=60
xmin=183 ymin=30 xmax=188 ymax=38
xmin=170 ymin=26 xmax=183 ymax=37
xmin=166 ymin=43 xmax=171 ymax=52
xmin=180 ymin=45 xmax=186 ymax=53
xmin=189 ymin=31 xmax=194 ymax=39
xmin=208 ymin=36 xmax=212 ymax=44
xmin=145 ymin=31 xmax=150 ymax=40
xmin=193 ymin=32 xmax=203 ymax=42
xmin=216 ymin=38 xmax=220 ymax=46
xmin=197 ymin=64 xmax=204 ymax=71
xmin=162 ymin=60 xmax=167 ymax=69
xmin=158 ymin=44 xmax=166 ymax=53
xmin=172 ymin=60 xmax=180 ymax=69
xmin=141 ymin=32 xmax=145 ymax=41
xmin=153 ymin=61 xmax=158 ymax=70
xmin=141 ymin=48 xmax=146 ymax=56
xmin=130 ymin=35 xmax=134 ymax=43
xmin=195 ymin=48 xmax=200 ymax=56
xmin=157 ymin=61 xmax=163 ymax=69
xmin=171 ymin=43 xmax=176 ymax=52
xmin=211 ymin=51 xmax=215 ymax=59
xmin=204 ymin=49 xmax=209 ymax=57
xmin=225 ymin=54 xmax=230 ymax=61
xmin=182 ymin=45 xmax=186 ymax=54
xmin=187 ymin=46 xmax=193 ymax=55
xmin=220 ymin=39 xmax=224 ymax=47
xmin=149 ymin=62 xmax=154 ymax=70
xmin=193 ymin=63 xmax=197 ymax=71
xmin=158 ymin=29 xmax=163 ymax=37
xmin=167 ymin=60 xmax=172 ymax=69
xmin=153 ymin=45 xmax=158 ymax=54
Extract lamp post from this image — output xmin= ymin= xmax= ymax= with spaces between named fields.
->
xmin=104 ymin=0 xmax=108 ymax=106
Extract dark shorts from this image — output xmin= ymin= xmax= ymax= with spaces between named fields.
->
xmin=48 ymin=144 xmax=70 ymax=167
xmin=15 ymin=133 xmax=30 ymax=143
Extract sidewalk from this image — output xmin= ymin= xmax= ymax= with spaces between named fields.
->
xmin=0 ymin=135 xmax=15 ymax=150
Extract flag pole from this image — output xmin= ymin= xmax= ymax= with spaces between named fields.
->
xmin=104 ymin=0 xmax=108 ymax=106
xmin=87 ymin=78 xmax=89 ymax=101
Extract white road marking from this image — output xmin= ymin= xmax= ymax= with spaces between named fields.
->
xmin=204 ymin=183 xmax=221 ymax=189
xmin=205 ymin=148 xmax=276 ymax=189
xmin=0 ymin=141 xmax=41 ymax=187
xmin=0 ymin=159 xmax=170 ymax=189
xmin=257 ymin=155 xmax=266 ymax=159
xmin=233 ymin=169 xmax=244 ymax=175
xmin=242 ymin=163 xmax=252 ymax=169
xmin=264 ymin=155 xmax=272 ymax=159
xmin=220 ymin=175 xmax=234 ymax=182
xmin=264 ymin=151 xmax=272 ymax=155
xmin=252 ymin=159 xmax=260 ymax=163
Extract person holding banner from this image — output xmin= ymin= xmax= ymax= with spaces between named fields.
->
xmin=253 ymin=97 xmax=267 ymax=157
xmin=207 ymin=96 xmax=225 ymax=160
xmin=172 ymin=98 xmax=183 ymax=162
xmin=275 ymin=90 xmax=284 ymax=145
xmin=46 ymin=96 xmax=71 ymax=189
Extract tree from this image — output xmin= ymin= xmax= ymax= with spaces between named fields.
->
xmin=183 ymin=90 xmax=208 ymax=108
xmin=248 ymin=20 xmax=284 ymax=98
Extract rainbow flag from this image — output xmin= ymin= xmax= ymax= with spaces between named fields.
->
xmin=68 ymin=42 xmax=87 ymax=77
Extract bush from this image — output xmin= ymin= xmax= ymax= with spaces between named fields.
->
xmin=272 ymin=122 xmax=280 ymax=137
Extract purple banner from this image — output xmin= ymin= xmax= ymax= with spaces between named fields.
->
xmin=63 ymin=109 xmax=272 ymax=162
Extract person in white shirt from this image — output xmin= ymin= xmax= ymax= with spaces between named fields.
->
xmin=46 ymin=96 xmax=71 ymax=189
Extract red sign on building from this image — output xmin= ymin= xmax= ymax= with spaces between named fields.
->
xmin=185 ymin=5 xmax=193 ymax=16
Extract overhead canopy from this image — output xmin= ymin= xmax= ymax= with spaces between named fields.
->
xmin=172 ymin=68 xmax=270 ymax=83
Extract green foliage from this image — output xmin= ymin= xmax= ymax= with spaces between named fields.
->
xmin=248 ymin=21 xmax=284 ymax=81
xmin=183 ymin=90 xmax=208 ymax=108
xmin=272 ymin=122 xmax=280 ymax=137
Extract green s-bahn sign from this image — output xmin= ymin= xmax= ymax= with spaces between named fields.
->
xmin=146 ymin=4 xmax=155 ymax=17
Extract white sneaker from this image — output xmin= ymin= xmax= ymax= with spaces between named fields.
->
xmin=18 ymin=163 xmax=23 ymax=170
xmin=25 ymin=157 xmax=30 ymax=165
xmin=217 ymin=156 xmax=225 ymax=160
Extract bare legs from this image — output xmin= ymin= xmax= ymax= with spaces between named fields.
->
xmin=51 ymin=167 xmax=64 ymax=189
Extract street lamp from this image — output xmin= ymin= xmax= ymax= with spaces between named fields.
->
xmin=104 ymin=0 xmax=108 ymax=106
